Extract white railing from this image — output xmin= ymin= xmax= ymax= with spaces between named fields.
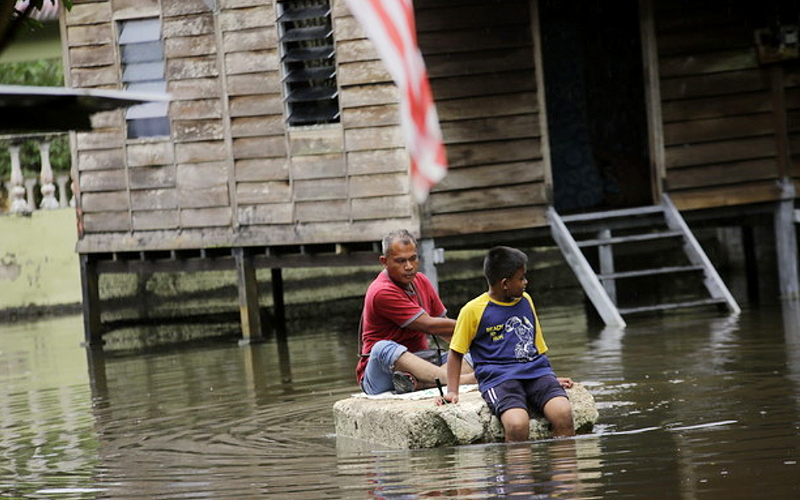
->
xmin=0 ymin=133 xmax=73 ymax=215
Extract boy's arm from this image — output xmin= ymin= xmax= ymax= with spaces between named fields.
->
xmin=437 ymin=349 xmax=463 ymax=405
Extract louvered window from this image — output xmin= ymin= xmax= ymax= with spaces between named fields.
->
xmin=118 ymin=18 xmax=170 ymax=139
xmin=277 ymin=0 xmax=340 ymax=126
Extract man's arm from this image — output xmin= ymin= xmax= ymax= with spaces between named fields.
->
xmin=406 ymin=313 xmax=455 ymax=339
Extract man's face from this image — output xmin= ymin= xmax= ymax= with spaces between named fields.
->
xmin=381 ymin=240 xmax=419 ymax=288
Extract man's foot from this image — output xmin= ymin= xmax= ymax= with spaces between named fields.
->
xmin=392 ymin=371 xmax=416 ymax=394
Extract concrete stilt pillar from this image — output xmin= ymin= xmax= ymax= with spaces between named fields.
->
xmin=418 ymin=239 xmax=443 ymax=292
xmin=234 ymin=247 xmax=264 ymax=345
xmin=597 ymin=228 xmax=617 ymax=304
xmin=271 ymin=267 xmax=287 ymax=342
xmin=775 ymin=178 xmax=799 ymax=300
xmin=80 ymin=254 xmax=103 ymax=347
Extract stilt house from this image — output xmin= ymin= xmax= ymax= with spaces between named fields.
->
xmin=61 ymin=0 xmax=800 ymax=343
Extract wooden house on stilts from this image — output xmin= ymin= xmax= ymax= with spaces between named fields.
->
xmin=61 ymin=0 xmax=800 ymax=344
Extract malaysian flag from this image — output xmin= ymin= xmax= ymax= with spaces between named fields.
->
xmin=344 ymin=0 xmax=447 ymax=203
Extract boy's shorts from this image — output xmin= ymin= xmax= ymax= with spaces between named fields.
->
xmin=481 ymin=375 xmax=568 ymax=418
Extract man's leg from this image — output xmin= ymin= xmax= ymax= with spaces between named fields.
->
xmin=360 ymin=340 xmax=408 ymax=394
xmin=394 ymin=350 xmax=478 ymax=389
xmin=393 ymin=350 xmax=447 ymax=390
xmin=442 ymin=351 xmax=478 ymax=378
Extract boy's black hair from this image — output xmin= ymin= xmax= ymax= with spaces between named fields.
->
xmin=484 ymin=246 xmax=528 ymax=286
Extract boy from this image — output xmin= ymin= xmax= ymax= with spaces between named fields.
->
xmin=438 ymin=246 xmax=575 ymax=441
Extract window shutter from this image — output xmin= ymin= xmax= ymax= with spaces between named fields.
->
xmin=118 ymin=17 xmax=170 ymax=139
xmin=277 ymin=0 xmax=341 ymax=126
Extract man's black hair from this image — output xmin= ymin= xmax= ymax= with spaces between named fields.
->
xmin=484 ymin=246 xmax=528 ymax=286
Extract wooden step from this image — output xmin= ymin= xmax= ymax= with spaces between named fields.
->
xmin=559 ymin=205 xmax=664 ymax=223
xmin=548 ymin=196 xmax=740 ymax=325
xmin=618 ymin=298 xmax=729 ymax=315
xmin=598 ymin=265 xmax=705 ymax=280
xmin=576 ymin=230 xmax=683 ymax=247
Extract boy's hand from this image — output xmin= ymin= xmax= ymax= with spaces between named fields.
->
xmin=558 ymin=377 xmax=573 ymax=389
xmin=435 ymin=392 xmax=459 ymax=405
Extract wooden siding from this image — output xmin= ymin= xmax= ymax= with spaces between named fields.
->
xmin=652 ymin=1 xmax=793 ymax=209
xmin=64 ymin=0 xmax=420 ymax=253
xmin=333 ymin=0 xmax=418 ymax=235
xmin=63 ymin=0 xmax=800 ymax=256
xmin=415 ymin=0 xmax=549 ymax=237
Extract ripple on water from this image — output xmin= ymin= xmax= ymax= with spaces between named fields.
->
xmin=3 ymin=307 xmax=800 ymax=499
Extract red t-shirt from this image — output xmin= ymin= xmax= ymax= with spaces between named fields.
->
xmin=355 ymin=270 xmax=446 ymax=383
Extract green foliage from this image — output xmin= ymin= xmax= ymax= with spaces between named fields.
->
xmin=0 ymin=58 xmax=69 ymax=180
xmin=0 ymin=57 xmax=63 ymax=86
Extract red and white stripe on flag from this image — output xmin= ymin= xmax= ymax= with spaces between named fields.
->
xmin=343 ymin=0 xmax=447 ymax=203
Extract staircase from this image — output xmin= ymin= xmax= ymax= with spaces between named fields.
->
xmin=548 ymin=194 xmax=740 ymax=327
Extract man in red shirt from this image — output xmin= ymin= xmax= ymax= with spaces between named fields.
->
xmin=357 ymin=229 xmax=475 ymax=394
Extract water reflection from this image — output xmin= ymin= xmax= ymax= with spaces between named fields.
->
xmin=1 ymin=305 xmax=800 ymax=499
xmin=336 ymin=437 xmax=603 ymax=499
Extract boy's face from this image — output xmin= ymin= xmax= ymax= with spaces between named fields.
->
xmin=503 ymin=266 xmax=528 ymax=300
xmin=381 ymin=240 xmax=419 ymax=288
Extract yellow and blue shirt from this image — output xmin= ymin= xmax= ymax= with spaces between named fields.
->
xmin=450 ymin=292 xmax=554 ymax=391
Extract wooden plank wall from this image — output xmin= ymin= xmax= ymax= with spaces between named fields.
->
xmin=63 ymin=0 xmax=419 ymax=253
xmin=331 ymin=0 xmax=419 ymax=238
xmin=415 ymin=0 xmax=549 ymax=237
xmin=653 ymin=1 xmax=796 ymax=210
xmin=64 ymin=0 xmax=130 ymax=236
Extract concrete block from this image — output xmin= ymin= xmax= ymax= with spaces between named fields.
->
xmin=333 ymin=382 xmax=599 ymax=449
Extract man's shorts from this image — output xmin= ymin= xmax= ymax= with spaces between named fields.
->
xmin=481 ymin=375 xmax=568 ymax=418
xmin=360 ymin=340 xmax=471 ymax=395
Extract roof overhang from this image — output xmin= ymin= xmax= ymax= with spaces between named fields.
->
xmin=0 ymin=85 xmax=170 ymax=133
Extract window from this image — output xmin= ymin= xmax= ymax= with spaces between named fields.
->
xmin=277 ymin=0 xmax=340 ymax=126
xmin=118 ymin=18 xmax=170 ymax=139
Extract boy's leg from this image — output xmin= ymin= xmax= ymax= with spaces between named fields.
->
xmin=526 ymin=375 xmax=575 ymax=437
xmin=483 ymin=380 xmax=531 ymax=442
xmin=543 ymin=396 xmax=575 ymax=437
xmin=500 ymin=408 xmax=531 ymax=442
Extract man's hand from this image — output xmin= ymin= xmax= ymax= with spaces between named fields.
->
xmin=435 ymin=392 xmax=459 ymax=406
xmin=557 ymin=377 xmax=574 ymax=389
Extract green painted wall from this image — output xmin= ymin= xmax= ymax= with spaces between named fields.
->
xmin=0 ymin=22 xmax=62 ymax=64
xmin=0 ymin=209 xmax=81 ymax=311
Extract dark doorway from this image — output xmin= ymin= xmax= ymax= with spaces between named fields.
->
xmin=540 ymin=0 xmax=652 ymax=213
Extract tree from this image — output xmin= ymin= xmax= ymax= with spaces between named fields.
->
xmin=0 ymin=1 xmax=73 ymax=180
xmin=0 ymin=0 xmax=73 ymax=57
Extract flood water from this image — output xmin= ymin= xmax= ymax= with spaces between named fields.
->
xmin=2 ymin=302 xmax=800 ymax=499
